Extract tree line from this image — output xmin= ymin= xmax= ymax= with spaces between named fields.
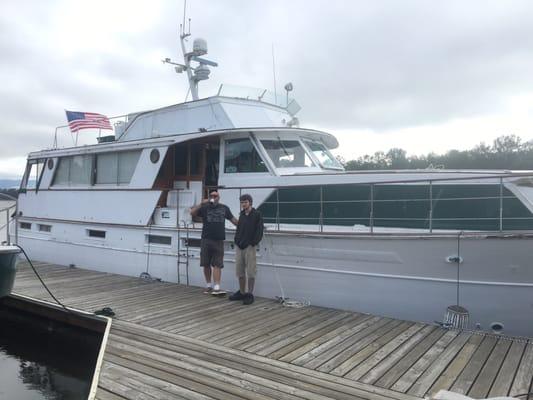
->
xmin=343 ymin=135 xmax=533 ymax=170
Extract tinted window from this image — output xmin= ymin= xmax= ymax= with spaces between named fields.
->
xmin=38 ymin=224 xmax=52 ymax=232
xmin=53 ymin=155 xmax=92 ymax=186
xmin=304 ymin=140 xmax=343 ymax=169
xmin=224 ymin=138 xmax=268 ymax=173
xmin=23 ymin=160 xmax=45 ymax=190
xmin=96 ymin=151 xmax=141 ymax=185
xmin=147 ymin=235 xmax=172 ymax=245
xmin=261 ymin=139 xmax=314 ymax=168
xmin=87 ymin=229 xmax=106 ymax=238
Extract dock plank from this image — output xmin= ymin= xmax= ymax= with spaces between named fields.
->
xmin=469 ymin=338 xmax=512 ymax=397
xmin=406 ymin=332 xmax=471 ymax=397
xmin=449 ymin=335 xmax=498 ymax=394
xmin=11 ymin=262 xmax=532 ymax=400
xmin=488 ymin=340 xmax=527 ymax=396
xmin=345 ymin=323 xmax=426 ymax=381
xmin=509 ymin=342 xmax=533 ymax=397
xmin=391 ymin=330 xmax=460 ymax=392
xmin=359 ymin=325 xmax=436 ymax=385
xmin=374 ymin=328 xmax=446 ymax=389
xmin=330 ymin=321 xmax=413 ymax=377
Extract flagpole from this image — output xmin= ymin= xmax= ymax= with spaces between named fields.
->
xmin=75 ymin=131 xmax=79 ymax=146
xmin=53 ymin=127 xmax=58 ymax=149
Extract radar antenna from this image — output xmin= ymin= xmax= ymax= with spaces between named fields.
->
xmin=162 ymin=0 xmax=218 ymax=101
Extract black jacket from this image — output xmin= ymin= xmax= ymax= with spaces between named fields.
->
xmin=234 ymin=208 xmax=264 ymax=249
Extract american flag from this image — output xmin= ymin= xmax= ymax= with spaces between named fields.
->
xmin=65 ymin=110 xmax=113 ymax=132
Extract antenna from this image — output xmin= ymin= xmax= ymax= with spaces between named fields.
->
xmin=162 ymin=0 xmax=218 ymax=101
xmin=182 ymin=0 xmax=187 ymax=32
xmin=272 ymin=43 xmax=277 ymax=104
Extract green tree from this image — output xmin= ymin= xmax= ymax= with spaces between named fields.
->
xmin=344 ymin=135 xmax=533 ymax=171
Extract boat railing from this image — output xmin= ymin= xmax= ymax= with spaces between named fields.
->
xmin=223 ymin=172 xmax=533 ymax=235
xmin=217 ymin=84 xmax=301 ymax=115
xmin=0 ymin=200 xmax=17 ymax=245
xmin=52 ymin=113 xmax=131 ymax=149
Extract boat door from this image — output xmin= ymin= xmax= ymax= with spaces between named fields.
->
xmin=171 ymin=138 xmax=219 ymax=199
xmin=152 ymin=139 xmax=220 ymax=223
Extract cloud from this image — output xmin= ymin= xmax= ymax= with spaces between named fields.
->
xmin=1 ymin=0 xmax=533 ymax=178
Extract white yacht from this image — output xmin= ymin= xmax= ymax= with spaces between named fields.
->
xmin=12 ymin=26 xmax=533 ymax=337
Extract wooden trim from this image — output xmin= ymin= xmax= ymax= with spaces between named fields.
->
xmin=88 ymin=316 xmax=113 ymax=400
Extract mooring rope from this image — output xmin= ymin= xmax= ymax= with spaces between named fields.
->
xmin=15 ymin=245 xmax=71 ymax=313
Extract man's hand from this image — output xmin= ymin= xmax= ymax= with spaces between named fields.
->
xmin=190 ymin=200 xmax=208 ymax=217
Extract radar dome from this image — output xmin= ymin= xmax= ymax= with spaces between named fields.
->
xmin=193 ymin=38 xmax=208 ymax=56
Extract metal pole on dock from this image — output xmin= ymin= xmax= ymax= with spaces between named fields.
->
xmin=5 ymin=208 xmax=9 ymax=244
xmin=499 ymin=177 xmax=503 ymax=232
xmin=370 ymin=184 xmax=374 ymax=234
xmin=319 ymin=186 xmax=324 ymax=233
xmin=276 ymin=190 xmax=280 ymax=231
xmin=429 ymin=181 xmax=433 ymax=233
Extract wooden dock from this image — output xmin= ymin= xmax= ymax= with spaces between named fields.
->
xmin=13 ymin=261 xmax=533 ymax=400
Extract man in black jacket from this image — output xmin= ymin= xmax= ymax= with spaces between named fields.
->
xmin=230 ymin=194 xmax=264 ymax=305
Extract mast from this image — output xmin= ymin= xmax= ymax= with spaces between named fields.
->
xmin=162 ymin=1 xmax=218 ymax=101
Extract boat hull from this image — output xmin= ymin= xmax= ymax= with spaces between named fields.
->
xmin=0 ymin=246 xmax=20 ymax=298
xmin=16 ymin=223 xmax=533 ymax=337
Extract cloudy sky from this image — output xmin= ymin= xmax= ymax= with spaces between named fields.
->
xmin=1 ymin=0 xmax=533 ymax=178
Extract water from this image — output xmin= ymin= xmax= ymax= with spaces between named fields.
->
xmin=0 ymin=306 xmax=102 ymax=399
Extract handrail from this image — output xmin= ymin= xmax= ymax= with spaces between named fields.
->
xmin=0 ymin=202 xmax=17 ymax=245
xmin=220 ymin=171 xmax=533 ymax=190
xmin=222 ymin=172 xmax=533 ymax=235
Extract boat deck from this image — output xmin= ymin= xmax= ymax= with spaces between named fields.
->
xmin=13 ymin=261 xmax=533 ymax=400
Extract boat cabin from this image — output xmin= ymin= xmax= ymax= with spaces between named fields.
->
xmin=19 ymin=94 xmax=342 ymax=229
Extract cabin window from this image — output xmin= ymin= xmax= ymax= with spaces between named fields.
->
xmin=96 ymin=150 xmax=141 ymax=185
xmin=147 ymin=234 xmax=172 ymax=245
xmin=184 ymin=238 xmax=202 ymax=247
xmin=19 ymin=222 xmax=31 ymax=230
xmin=304 ymin=140 xmax=343 ymax=170
xmin=53 ymin=155 xmax=92 ymax=186
xmin=174 ymin=145 xmax=188 ymax=175
xmin=190 ymin=143 xmax=203 ymax=175
xmin=87 ymin=229 xmax=106 ymax=238
xmin=38 ymin=224 xmax=52 ymax=232
xmin=21 ymin=159 xmax=45 ymax=190
xmin=224 ymin=138 xmax=268 ymax=173
xmin=261 ymin=139 xmax=314 ymax=168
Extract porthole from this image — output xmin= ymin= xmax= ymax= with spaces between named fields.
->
xmin=150 ymin=149 xmax=160 ymax=164
xmin=490 ymin=322 xmax=504 ymax=334
xmin=47 ymin=158 xmax=54 ymax=170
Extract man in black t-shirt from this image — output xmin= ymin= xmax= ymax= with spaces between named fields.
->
xmin=190 ymin=190 xmax=238 ymax=294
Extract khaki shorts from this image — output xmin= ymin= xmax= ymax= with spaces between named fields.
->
xmin=235 ymin=245 xmax=257 ymax=278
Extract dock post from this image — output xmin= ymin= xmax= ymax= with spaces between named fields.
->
xmin=370 ymin=184 xmax=374 ymax=234
xmin=5 ymin=208 xmax=9 ymax=244
xmin=429 ymin=181 xmax=433 ymax=233
xmin=499 ymin=177 xmax=503 ymax=232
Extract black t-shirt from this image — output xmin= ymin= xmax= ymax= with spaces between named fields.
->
xmin=197 ymin=203 xmax=234 ymax=241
